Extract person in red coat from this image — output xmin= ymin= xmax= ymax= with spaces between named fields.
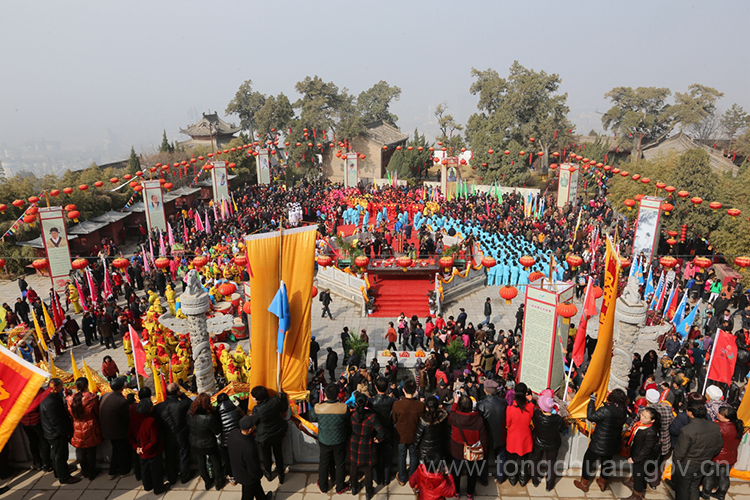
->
xmin=409 ymin=451 xmax=456 ymax=500
xmin=67 ymin=377 xmax=103 ymax=480
xmin=129 ymin=398 xmax=169 ymax=495
xmin=505 ymin=382 xmax=534 ymax=487
xmin=702 ymin=406 xmax=744 ymax=500
xmin=448 ymin=395 xmax=488 ymax=500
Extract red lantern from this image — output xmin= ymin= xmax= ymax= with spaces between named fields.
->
xmin=504 ymin=150 xmax=510 ymax=155
xmin=665 ymin=186 xmax=676 ymax=194
xmin=641 ymin=177 xmax=651 ymax=184
xmin=316 ymin=255 xmax=332 ymax=267
xmin=134 ymin=186 xmax=143 ymax=193
xmin=49 ymin=189 xmax=60 ymax=197
xmin=635 ymin=194 xmax=645 ymax=202
xmin=667 ymin=230 xmax=678 ymax=238
xmin=135 ymin=171 xmax=144 ymax=177
xmin=556 ymin=302 xmax=578 ymax=324
xmin=519 ymin=151 xmax=526 ymax=156
xmin=727 ymin=208 xmax=741 ymax=218
xmin=662 ymin=203 xmax=674 ymax=215
xmin=12 ymin=199 xmax=24 ymax=209
xmin=0 ymin=259 xmax=5 ymax=269
xmin=79 ymin=184 xmax=88 ymax=191
xmin=67 ymin=210 xmax=80 ymax=222
xmin=234 ymin=254 xmax=248 ymax=267
xmin=28 ymin=196 xmax=40 ymax=204
xmin=218 ymin=282 xmax=236 ymax=297
xmin=592 ymin=286 xmax=603 ymax=299
xmin=192 ymin=256 xmax=208 ymax=269
xmin=354 ymin=256 xmax=370 ymax=268
xmin=632 ymin=174 xmax=641 ymax=181
xmin=23 ymin=214 xmax=37 ymax=225
xmin=708 ymin=201 xmax=722 ymax=210
xmin=666 ymin=238 xmax=677 ymax=247
xmin=519 ymin=255 xmax=535 ymax=269
xmin=659 ymin=256 xmax=678 ymax=269
xmin=439 ymin=256 xmax=454 ymax=270
xmin=32 ymin=259 xmax=49 ymax=271
xmin=693 ymin=257 xmax=712 ymax=269
xmin=123 ymin=174 xmax=132 ymax=181
xmin=620 ymin=171 xmax=629 ymax=177
xmin=0 ymin=204 xmax=7 ymax=214
xmin=164 ymin=182 xmax=173 ymax=191
xmin=311 ymin=286 xmax=318 ymax=299
xmin=529 ymin=271 xmax=545 ymax=282
xmin=499 ymin=285 xmax=518 ymax=305
xmin=481 ymin=256 xmax=496 ymax=268
xmin=549 ymin=163 xmax=558 ymax=170
xmin=396 ymin=256 xmax=413 ymax=269
xmin=677 ymin=190 xmax=689 ymax=198
xmin=112 ymin=258 xmax=129 ymax=269
xmin=612 ymin=168 xmax=621 ymax=174
xmin=566 ymin=254 xmax=583 ymax=270
xmin=624 ymin=199 xmax=636 ymax=210
xmin=154 ymin=257 xmax=170 ymax=271
xmin=619 ymin=257 xmax=631 ymax=268
xmin=691 ymin=197 xmax=703 ymax=205
xmin=734 ymin=257 xmax=750 ymax=268
xmin=242 ymin=301 xmax=252 ymax=315
xmin=63 ymin=187 xmax=73 ymax=196
xmin=26 ymin=206 xmax=38 ymax=216
xmin=94 ymin=181 xmax=104 ymax=188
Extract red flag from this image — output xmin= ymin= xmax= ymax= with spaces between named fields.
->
xmin=159 ymin=372 xmax=168 ymax=401
xmin=0 ymin=346 xmax=48 ymax=449
xmin=572 ymin=316 xmax=587 ymax=367
xmin=313 ymin=129 xmax=317 ymax=139
xmin=129 ymin=325 xmax=150 ymax=379
xmin=666 ymin=287 xmax=680 ymax=320
xmin=553 ymin=129 xmax=557 ymax=139
xmin=604 ymin=154 xmax=608 ymax=163
xmin=582 ymin=277 xmax=598 ymax=318
xmin=707 ymin=330 xmax=737 ymax=385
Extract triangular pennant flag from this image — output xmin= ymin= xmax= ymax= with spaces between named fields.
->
xmin=70 ymin=351 xmax=82 ymax=381
xmin=82 ymin=360 xmax=98 ymax=394
xmin=48 ymin=355 xmax=57 ymax=378
xmin=31 ymin=309 xmax=48 ymax=353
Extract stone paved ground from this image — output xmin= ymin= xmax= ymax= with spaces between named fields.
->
xmin=9 ymin=468 xmax=743 ymax=499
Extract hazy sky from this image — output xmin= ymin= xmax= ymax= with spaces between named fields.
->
xmin=2 ymin=0 xmax=748 ymax=160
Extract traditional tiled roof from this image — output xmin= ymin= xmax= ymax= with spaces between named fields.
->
xmin=17 ymin=234 xmax=77 ymax=249
xmin=363 ymin=120 xmax=408 ymax=146
xmin=642 ymin=132 xmax=737 ymax=174
xmin=180 ymin=113 xmax=241 ymax=138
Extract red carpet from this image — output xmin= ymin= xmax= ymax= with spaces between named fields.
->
xmin=369 ymin=275 xmax=433 ymax=318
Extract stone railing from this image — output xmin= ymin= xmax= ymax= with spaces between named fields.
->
xmin=315 ymin=265 xmax=369 ymax=317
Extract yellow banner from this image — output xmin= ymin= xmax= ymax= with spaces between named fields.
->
xmin=567 ymin=237 xmax=620 ymax=419
xmin=246 ymin=226 xmax=317 ymax=401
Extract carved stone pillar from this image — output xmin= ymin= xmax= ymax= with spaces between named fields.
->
xmin=609 ymin=296 xmax=648 ymax=390
xmin=180 ymin=273 xmax=216 ymax=395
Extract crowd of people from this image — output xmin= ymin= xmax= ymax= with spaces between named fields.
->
xmin=0 ymin=177 xmax=748 ymax=500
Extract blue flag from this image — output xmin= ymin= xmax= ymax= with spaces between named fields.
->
xmin=671 ymin=290 xmax=689 ymax=326
xmin=650 ymin=272 xmax=664 ymax=310
xmin=643 ymin=267 xmax=654 ymax=298
xmin=676 ymin=299 xmax=701 ymax=338
xmin=268 ymin=280 xmax=290 ymax=354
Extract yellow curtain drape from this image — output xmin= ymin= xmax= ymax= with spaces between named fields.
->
xmin=567 ymin=237 xmax=620 ymax=419
xmin=246 ymin=226 xmax=317 ymax=399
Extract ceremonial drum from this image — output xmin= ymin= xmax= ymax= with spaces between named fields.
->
xmin=232 ymin=317 xmax=248 ymax=340
xmin=230 ymin=292 xmax=241 ymax=309
xmin=213 ymin=301 xmax=233 ymax=315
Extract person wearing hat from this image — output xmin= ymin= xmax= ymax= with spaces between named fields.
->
xmin=706 ymin=385 xmax=730 ymax=421
xmin=530 ymin=394 xmax=565 ymax=491
xmin=631 ymin=388 xmax=674 ymax=490
xmin=99 ymin=376 xmax=132 ymax=480
xmin=476 ymin=379 xmax=507 ymax=485
xmin=228 ymin=415 xmax=272 ymax=500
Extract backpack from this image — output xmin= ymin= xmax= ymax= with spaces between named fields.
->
xmin=319 ymin=291 xmax=326 ymax=303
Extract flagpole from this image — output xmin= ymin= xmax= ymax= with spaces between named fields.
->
xmin=702 ymin=331 xmax=721 ymax=395
xmin=276 ymin=215 xmax=284 ymax=395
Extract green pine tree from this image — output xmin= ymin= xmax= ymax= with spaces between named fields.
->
xmin=127 ymin=146 xmax=141 ymax=175
xmin=160 ymin=130 xmax=173 ymax=153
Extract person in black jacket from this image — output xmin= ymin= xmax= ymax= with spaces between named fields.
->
xmin=228 ymin=415 xmax=272 ymax=500
xmin=251 ymin=386 xmax=288 ymax=484
xmin=574 ymin=388 xmax=628 ymax=493
xmin=476 ymin=379 xmax=507 ymax=485
xmin=99 ymin=377 xmax=131 ymax=479
xmin=188 ymin=393 xmax=225 ymax=491
xmin=310 ymin=336 xmax=320 ymax=371
xmin=39 ymin=378 xmax=80 ymax=484
xmin=154 ymin=383 xmax=195 ymax=485
xmin=530 ymin=395 xmax=565 ymax=491
xmin=326 ymin=347 xmax=339 ymax=383
xmin=413 ymin=396 xmax=449 ymax=463
xmin=622 ymin=407 xmax=661 ymax=500
xmin=368 ymin=377 xmax=396 ymax=485
xmin=216 ymin=393 xmax=241 ymax=481
xmin=82 ymin=311 xmax=97 ymax=346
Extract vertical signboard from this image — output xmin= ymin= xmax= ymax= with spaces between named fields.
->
xmin=39 ymin=207 xmax=72 ymax=293
xmin=518 ymin=282 xmax=573 ymax=394
xmin=632 ymin=196 xmax=664 ymax=262
xmin=440 ymin=157 xmax=460 ymax=197
xmin=211 ymin=161 xmax=230 ymax=202
xmin=344 ymin=153 xmax=359 ymax=188
xmin=257 ymin=149 xmax=271 ymax=185
xmin=556 ymin=163 xmax=579 ymax=208
xmin=143 ymin=180 xmax=166 ymax=233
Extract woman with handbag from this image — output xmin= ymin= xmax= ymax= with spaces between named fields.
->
xmin=505 ymin=382 xmax=534 ymax=487
xmin=621 ymin=407 xmax=660 ymax=500
xmin=448 ymin=395 xmax=488 ymax=500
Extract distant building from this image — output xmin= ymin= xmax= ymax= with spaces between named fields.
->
xmin=322 ymin=120 xmax=408 ymax=182
xmin=641 ymin=132 xmax=737 ymax=174
xmin=179 ymin=112 xmax=241 ymax=150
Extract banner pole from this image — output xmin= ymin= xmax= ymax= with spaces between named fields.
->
xmin=702 ymin=331 xmax=720 ymax=395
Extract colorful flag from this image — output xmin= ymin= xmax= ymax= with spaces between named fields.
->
xmin=671 ymin=290 xmax=689 ymax=326
xmin=582 ymin=276 xmax=598 ymax=318
xmin=572 ymin=316 xmax=588 ymax=368
xmin=48 ymin=355 xmax=57 ymax=378
xmin=567 ymin=237 xmax=620 ymax=419
xmin=205 ymin=212 xmax=212 ymax=235
xmin=129 ymin=325 xmax=149 ymax=379
xmin=41 ymin=302 xmax=56 ymax=344
xmin=705 ymin=329 xmax=737 ymax=386
xmin=0 ymin=345 xmax=49 ymax=449
xmin=643 ymin=267 xmax=654 ymax=298
xmin=152 ymin=361 xmax=165 ymax=403
xmin=661 ymin=284 xmax=676 ymax=316
xmin=31 ymin=309 xmax=48 ymax=353
xmin=649 ymin=272 xmax=664 ymax=310
xmin=70 ymin=351 xmax=82 ymax=381
xmin=82 ymin=360 xmax=98 ymax=394
xmin=676 ymin=299 xmax=701 ymax=338
xmin=268 ymin=281 xmax=291 ymax=354
xmin=167 ymin=223 xmax=175 ymax=247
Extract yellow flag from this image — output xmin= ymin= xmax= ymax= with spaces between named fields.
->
xmin=70 ymin=351 xmax=82 ymax=381
xmin=0 ymin=306 xmax=7 ymax=333
xmin=152 ymin=361 xmax=164 ymax=403
xmin=82 ymin=360 xmax=98 ymax=394
xmin=567 ymin=237 xmax=620 ymax=419
xmin=31 ymin=310 xmax=48 ymax=353
xmin=48 ymin=355 xmax=58 ymax=379
xmin=41 ymin=302 xmax=55 ymax=339
xmin=739 ymin=384 xmax=750 ymax=423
